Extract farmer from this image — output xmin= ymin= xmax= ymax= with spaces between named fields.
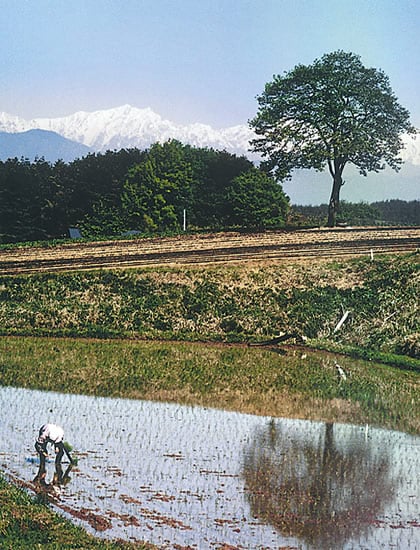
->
xmin=35 ymin=423 xmax=73 ymax=464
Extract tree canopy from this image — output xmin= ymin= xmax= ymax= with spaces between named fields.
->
xmin=250 ymin=51 xmax=417 ymax=226
xmin=226 ymin=168 xmax=289 ymax=228
xmin=0 ymin=141 xmax=290 ymax=243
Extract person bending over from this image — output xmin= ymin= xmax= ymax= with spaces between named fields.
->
xmin=35 ymin=423 xmax=73 ymax=464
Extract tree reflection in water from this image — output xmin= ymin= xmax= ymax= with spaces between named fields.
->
xmin=243 ymin=419 xmax=397 ymax=549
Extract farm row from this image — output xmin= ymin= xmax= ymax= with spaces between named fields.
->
xmin=0 ymin=227 xmax=419 ymax=275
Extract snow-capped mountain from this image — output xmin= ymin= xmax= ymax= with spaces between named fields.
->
xmin=400 ymin=132 xmax=420 ymax=166
xmin=0 ymin=104 xmax=418 ymax=163
xmin=0 ymin=104 xmax=256 ymax=157
xmin=0 ymin=105 xmax=418 ymax=204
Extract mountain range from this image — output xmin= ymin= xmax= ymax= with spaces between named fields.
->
xmin=0 ymin=104 xmax=418 ymax=205
xmin=0 ymin=104 xmax=255 ymax=158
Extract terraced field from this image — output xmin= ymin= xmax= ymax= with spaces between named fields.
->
xmin=0 ymin=226 xmax=418 ymax=275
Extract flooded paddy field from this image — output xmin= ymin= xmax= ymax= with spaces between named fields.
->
xmin=1 ymin=385 xmax=419 ymax=549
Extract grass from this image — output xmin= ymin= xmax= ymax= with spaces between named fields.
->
xmin=0 ymin=254 xmax=418 ymax=359
xmin=1 ymin=336 xmax=418 ymax=434
xmin=0 ymin=476 xmax=152 ymax=549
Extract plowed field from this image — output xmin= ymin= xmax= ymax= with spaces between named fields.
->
xmin=0 ymin=227 xmax=418 ymax=275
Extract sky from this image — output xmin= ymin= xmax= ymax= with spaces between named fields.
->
xmin=1 ymin=0 xmax=420 ymax=129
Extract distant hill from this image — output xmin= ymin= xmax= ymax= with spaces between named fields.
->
xmin=0 ymin=129 xmax=91 ymax=163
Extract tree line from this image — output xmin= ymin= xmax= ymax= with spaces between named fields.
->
xmin=1 ymin=137 xmax=417 ymax=245
xmin=0 ymin=140 xmax=289 ymax=243
xmin=2 ymin=51 xmax=416 ymax=243
xmin=292 ymin=200 xmax=420 ymax=227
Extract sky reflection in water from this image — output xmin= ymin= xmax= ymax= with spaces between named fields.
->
xmin=0 ymin=385 xmax=419 ymax=549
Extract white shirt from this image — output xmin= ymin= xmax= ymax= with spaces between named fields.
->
xmin=37 ymin=424 xmax=65 ymax=445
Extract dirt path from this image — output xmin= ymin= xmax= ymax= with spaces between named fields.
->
xmin=0 ymin=227 xmax=418 ymax=275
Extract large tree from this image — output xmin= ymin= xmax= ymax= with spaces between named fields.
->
xmin=250 ymin=51 xmax=417 ymax=226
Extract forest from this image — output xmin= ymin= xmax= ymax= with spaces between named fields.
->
xmin=0 ymin=140 xmax=289 ymax=243
xmin=293 ymin=200 xmax=420 ymax=227
xmin=0 ymin=139 xmax=418 ymax=244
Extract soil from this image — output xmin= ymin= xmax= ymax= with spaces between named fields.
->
xmin=0 ymin=227 xmax=418 ymax=275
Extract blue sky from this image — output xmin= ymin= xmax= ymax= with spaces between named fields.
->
xmin=1 ymin=0 xmax=420 ymax=128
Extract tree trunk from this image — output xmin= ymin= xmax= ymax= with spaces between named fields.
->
xmin=327 ymin=171 xmax=342 ymax=227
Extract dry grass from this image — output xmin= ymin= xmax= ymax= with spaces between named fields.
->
xmin=0 ymin=227 xmax=418 ymax=274
xmin=0 ymin=254 xmax=418 ymax=359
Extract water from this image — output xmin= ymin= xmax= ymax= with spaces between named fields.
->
xmin=0 ymin=385 xmax=419 ymax=549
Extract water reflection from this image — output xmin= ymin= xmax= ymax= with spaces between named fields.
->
xmin=244 ymin=420 xmax=397 ymax=549
xmin=33 ymin=457 xmax=73 ymax=501
xmin=0 ymin=385 xmax=418 ymax=549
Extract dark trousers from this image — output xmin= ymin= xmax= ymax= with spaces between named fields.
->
xmin=54 ymin=442 xmax=64 ymax=464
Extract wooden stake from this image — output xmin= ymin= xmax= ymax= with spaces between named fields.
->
xmin=333 ymin=310 xmax=350 ymax=333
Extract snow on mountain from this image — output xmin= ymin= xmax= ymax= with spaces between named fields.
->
xmin=0 ymin=105 xmax=418 ymax=167
xmin=400 ymin=132 xmax=420 ymax=166
xmin=0 ymin=105 xmax=256 ymax=157
xmin=0 ymin=112 xmax=29 ymax=133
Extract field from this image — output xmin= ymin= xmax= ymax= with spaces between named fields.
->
xmin=0 ymin=337 xmax=419 ymax=548
xmin=0 ymin=227 xmax=418 ymax=548
xmin=0 ymin=226 xmax=418 ymax=274
xmin=1 ymin=337 xmax=418 ymax=433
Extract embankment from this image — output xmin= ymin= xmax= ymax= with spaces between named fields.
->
xmin=0 ymin=252 xmax=418 ymax=361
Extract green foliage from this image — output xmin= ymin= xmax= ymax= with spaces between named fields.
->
xmin=0 ymin=158 xmax=50 ymax=242
xmin=80 ymin=201 xmax=126 ymax=237
xmin=225 ymin=168 xmax=289 ymax=228
xmin=120 ymin=141 xmax=193 ymax=233
xmin=0 ymin=149 xmax=147 ymax=243
xmin=0 ymin=141 xmax=286 ymax=242
xmin=122 ymin=159 xmax=171 ymax=232
xmin=66 ymin=149 xmax=147 ymax=224
xmin=185 ymin=147 xmax=254 ymax=228
xmin=250 ymin=50 xmax=417 ymax=226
